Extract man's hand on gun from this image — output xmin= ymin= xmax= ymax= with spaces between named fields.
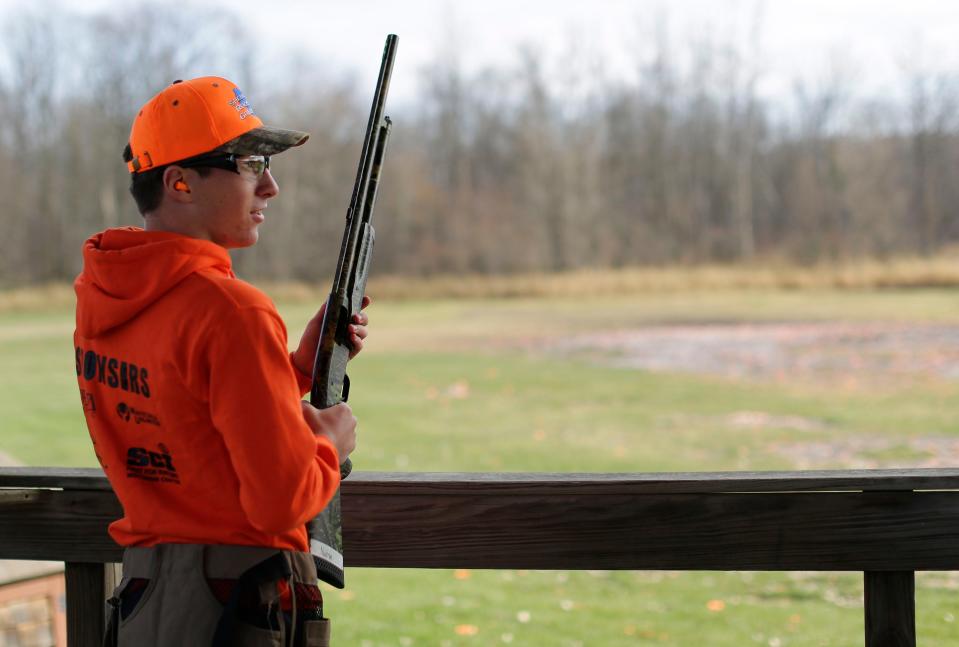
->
xmin=294 ymin=294 xmax=369 ymax=462
xmin=301 ymin=400 xmax=357 ymax=462
xmin=292 ymin=294 xmax=372 ymax=375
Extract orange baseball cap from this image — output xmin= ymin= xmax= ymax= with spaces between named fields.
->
xmin=124 ymin=76 xmax=309 ymax=174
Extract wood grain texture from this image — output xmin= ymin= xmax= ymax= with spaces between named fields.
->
xmin=4 ymin=467 xmax=959 ymax=494
xmin=0 ymin=467 xmax=112 ymax=490
xmin=341 ymin=490 xmax=959 ymax=570
xmin=0 ymin=488 xmax=125 ymax=562
xmin=339 ymin=469 xmax=959 ymax=495
xmin=865 ymin=571 xmax=916 ymax=647
xmin=2 ymin=469 xmax=959 ymax=570
xmin=65 ymin=562 xmax=106 ymax=647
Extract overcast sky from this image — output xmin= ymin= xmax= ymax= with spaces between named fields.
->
xmin=2 ymin=0 xmax=957 ymax=107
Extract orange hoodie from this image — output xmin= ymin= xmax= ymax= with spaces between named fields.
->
xmin=74 ymin=227 xmax=340 ymax=551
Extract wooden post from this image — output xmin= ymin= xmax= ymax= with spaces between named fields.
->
xmin=65 ymin=562 xmax=106 ymax=647
xmin=864 ymin=571 xmax=916 ymax=647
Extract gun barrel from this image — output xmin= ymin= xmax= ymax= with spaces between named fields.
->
xmin=326 ymin=35 xmax=398 ymax=309
xmin=311 ymin=34 xmax=397 ymax=414
xmin=346 ymin=35 xmax=398 ymax=224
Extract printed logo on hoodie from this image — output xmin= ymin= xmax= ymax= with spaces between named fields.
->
xmin=76 ymin=347 xmax=151 ymax=398
xmin=116 ymin=402 xmax=161 ymax=426
xmin=127 ymin=443 xmax=180 ymax=485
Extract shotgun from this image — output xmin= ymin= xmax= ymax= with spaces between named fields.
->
xmin=307 ymin=34 xmax=397 ymax=590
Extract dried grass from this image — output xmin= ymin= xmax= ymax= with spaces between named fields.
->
xmin=365 ymin=256 xmax=959 ymax=300
xmin=3 ymin=256 xmax=957 ymax=311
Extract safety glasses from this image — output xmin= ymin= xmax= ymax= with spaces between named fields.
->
xmin=177 ymin=154 xmax=271 ymax=178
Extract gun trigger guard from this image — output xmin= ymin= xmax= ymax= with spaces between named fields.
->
xmin=342 ymin=374 xmax=350 ymax=402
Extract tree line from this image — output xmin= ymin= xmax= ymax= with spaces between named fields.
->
xmin=1 ymin=4 xmax=957 ymax=287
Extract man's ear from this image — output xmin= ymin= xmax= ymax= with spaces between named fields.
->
xmin=163 ymin=167 xmax=193 ymax=202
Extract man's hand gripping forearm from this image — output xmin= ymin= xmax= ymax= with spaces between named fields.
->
xmin=293 ymin=295 xmax=370 ymax=462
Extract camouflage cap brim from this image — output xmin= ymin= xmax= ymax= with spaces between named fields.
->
xmin=214 ymin=126 xmax=310 ymax=157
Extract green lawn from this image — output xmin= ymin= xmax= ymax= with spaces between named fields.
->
xmin=2 ymin=288 xmax=958 ymax=645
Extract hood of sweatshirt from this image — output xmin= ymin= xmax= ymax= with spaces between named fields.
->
xmin=75 ymin=227 xmax=234 ymax=338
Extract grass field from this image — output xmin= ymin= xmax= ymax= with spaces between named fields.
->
xmin=2 ymin=284 xmax=958 ymax=645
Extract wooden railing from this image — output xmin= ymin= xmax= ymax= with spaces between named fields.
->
xmin=3 ymin=467 xmax=959 ymax=647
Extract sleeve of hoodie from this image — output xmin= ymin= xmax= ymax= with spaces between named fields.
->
xmin=207 ymin=304 xmax=341 ymax=535
xmin=290 ymin=352 xmax=314 ymax=397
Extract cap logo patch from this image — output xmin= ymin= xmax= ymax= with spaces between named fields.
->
xmin=229 ymin=87 xmax=256 ymax=120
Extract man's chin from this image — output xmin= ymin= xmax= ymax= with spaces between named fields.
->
xmin=222 ymin=229 xmax=259 ymax=250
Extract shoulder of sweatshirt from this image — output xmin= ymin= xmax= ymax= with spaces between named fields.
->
xmin=183 ymin=270 xmax=279 ymax=316
xmin=157 ymin=270 xmax=288 ymax=344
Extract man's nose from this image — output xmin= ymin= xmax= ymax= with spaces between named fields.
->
xmin=257 ymin=168 xmax=279 ymax=198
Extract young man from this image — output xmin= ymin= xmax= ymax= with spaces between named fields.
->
xmin=74 ymin=77 xmax=366 ymax=646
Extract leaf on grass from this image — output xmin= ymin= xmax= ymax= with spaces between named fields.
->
xmin=707 ymin=599 xmax=726 ymax=612
xmin=446 ymin=380 xmax=470 ymax=399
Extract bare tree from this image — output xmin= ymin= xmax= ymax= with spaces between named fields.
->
xmin=2 ymin=9 xmax=63 ymax=282
xmin=901 ymin=57 xmax=959 ymax=255
xmin=2 ymin=3 xmax=958 ymax=285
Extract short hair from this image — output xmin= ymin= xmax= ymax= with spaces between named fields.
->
xmin=124 ymin=143 xmax=211 ymax=215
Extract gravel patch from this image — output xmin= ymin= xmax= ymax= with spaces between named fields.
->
xmin=0 ymin=450 xmax=22 ymax=466
xmin=769 ymin=435 xmax=959 ymax=469
xmin=550 ymin=322 xmax=959 ymax=384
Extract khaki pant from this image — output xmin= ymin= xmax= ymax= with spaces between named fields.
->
xmin=105 ymin=544 xmax=331 ymax=647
